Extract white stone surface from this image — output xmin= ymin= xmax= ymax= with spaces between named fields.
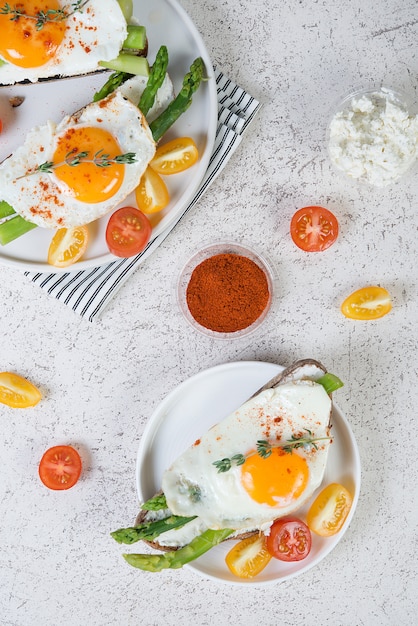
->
xmin=1 ymin=0 xmax=418 ymax=624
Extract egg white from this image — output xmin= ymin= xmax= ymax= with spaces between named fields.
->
xmin=0 ymin=89 xmax=156 ymax=228
xmin=161 ymin=380 xmax=332 ymax=533
xmin=0 ymin=0 xmax=127 ymax=85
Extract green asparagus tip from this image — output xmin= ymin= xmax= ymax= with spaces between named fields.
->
xmin=138 ymin=45 xmax=169 ymax=116
xmin=149 ymin=57 xmax=205 ymax=143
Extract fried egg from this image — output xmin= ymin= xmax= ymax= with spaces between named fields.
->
xmin=0 ymin=88 xmax=156 ymax=228
xmin=0 ymin=73 xmax=175 ymax=228
xmin=0 ymin=0 xmax=127 ymax=85
xmin=161 ymin=379 xmax=332 ymax=533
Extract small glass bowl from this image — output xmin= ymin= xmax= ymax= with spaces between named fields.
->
xmin=176 ymin=242 xmax=276 ymax=339
xmin=326 ymin=86 xmax=418 ymax=187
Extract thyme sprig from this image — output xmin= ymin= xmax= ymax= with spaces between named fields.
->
xmin=0 ymin=1 xmax=90 ymax=30
xmin=17 ymin=149 xmax=137 ymax=180
xmin=213 ymin=429 xmax=332 ymax=473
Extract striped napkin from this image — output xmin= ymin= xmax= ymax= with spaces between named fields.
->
xmin=24 ymin=69 xmax=261 ymax=322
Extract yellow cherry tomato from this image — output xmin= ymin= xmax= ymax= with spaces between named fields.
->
xmin=0 ymin=372 xmax=42 ymax=408
xmin=341 ymin=286 xmax=392 ymax=320
xmin=135 ymin=166 xmax=170 ymax=214
xmin=307 ymin=483 xmax=353 ymax=537
xmin=48 ymin=225 xmax=89 ymax=268
xmin=225 ymin=534 xmax=272 ymax=579
xmin=150 ymin=137 xmax=199 ymax=174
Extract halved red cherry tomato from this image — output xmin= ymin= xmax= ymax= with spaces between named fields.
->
xmin=290 ymin=206 xmax=339 ymax=252
xmin=225 ymin=534 xmax=272 ymax=579
xmin=135 ymin=166 xmax=170 ymax=214
xmin=341 ymin=286 xmax=392 ymax=320
xmin=38 ymin=445 xmax=82 ymax=490
xmin=0 ymin=372 xmax=42 ymax=408
xmin=106 ymin=206 xmax=152 ymax=258
xmin=307 ymin=483 xmax=353 ymax=537
xmin=266 ymin=517 xmax=312 ymax=562
xmin=150 ymin=137 xmax=199 ymax=174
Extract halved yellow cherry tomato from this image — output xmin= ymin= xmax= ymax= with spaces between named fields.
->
xmin=225 ymin=534 xmax=272 ymax=579
xmin=307 ymin=483 xmax=353 ymax=537
xmin=135 ymin=166 xmax=170 ymax=214
xmin=341 ymin=286 xmax=392 ymax=320
xmin=150 ymin=137 xmax=199 ymax=174
xmin=48 ymin=225 xmax=89 ymax=268
xmin=0 ymin=372 xmax=42 ymax=408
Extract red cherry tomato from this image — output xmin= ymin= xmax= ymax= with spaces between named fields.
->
xmin=0 ymin=119 xmax=3 ymax=134
xmin=266 ymin=517 xmax=312 ymax=562
xmin=106 ymin=206 xmax=152 ymax=258
xmin=290 ymin=206 xmax=339 ymax=252
xmin=39 ymin=445 xmax=82 ymax=491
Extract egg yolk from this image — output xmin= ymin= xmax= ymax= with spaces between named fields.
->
xmin=241 ymin=448 xmax=309 ymax=507
xmin=52 ymin=126 xmax=125 ymax=203
xmin=0 ymin=1 xmax=66 ymax=68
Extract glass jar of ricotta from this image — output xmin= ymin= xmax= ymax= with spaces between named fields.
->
xmin=327 ymin=87 xmax=418 ymax=187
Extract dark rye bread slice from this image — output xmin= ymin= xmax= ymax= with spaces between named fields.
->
xmin=135 ymin=358 xmax=328 ymax=552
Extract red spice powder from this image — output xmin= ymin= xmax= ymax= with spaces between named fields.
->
xmin=185 ymin=253 xmax=270 ymax=333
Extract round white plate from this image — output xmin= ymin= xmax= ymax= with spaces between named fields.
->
xmin=136 ymin=361 xmax=361 ymax=586
xmin=0 ymin=0 xmax=218 ymax=271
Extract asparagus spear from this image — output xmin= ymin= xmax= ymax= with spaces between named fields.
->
xmin=94 ymin=46 xmax=168 ymax=107
xmin=0 ymin=215 xmax=36 ymax=246
xmin=123 ymin=25 xmax=147 ymax=52
xmin=317 ymin=373 xmax=344 ymax=394
xmin=138 ymin=46 xmax=169 ymax=116
xmin=98 ymin=24 xmax=148 ymax=75
xmin=99 ymin=53 xmax=149 ymax=77
xmin=117 ymin=0 xmax=133 ymax=21
xmin=93 ymin=71 xmax=131 ymax=102
xmin=123 ymin=528 xmax=234 ymax=572
xmin=149 ymin=57 xmax=205 ymax=142
xmin=0 ymin=200 xmax=15 ymax=220
xmin=111 ymin=515 xmax=196 ymax=544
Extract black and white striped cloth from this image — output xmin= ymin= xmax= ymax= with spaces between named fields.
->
xmin=24 ymin=69 xmax=261 ymax=321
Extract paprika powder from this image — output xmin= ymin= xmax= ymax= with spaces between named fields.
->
xmin=185 ymin=252 xmax=271 ymax=333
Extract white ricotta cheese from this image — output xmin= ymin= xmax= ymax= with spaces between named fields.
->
xmin=328 ymin=89 xmax=418 ymax=187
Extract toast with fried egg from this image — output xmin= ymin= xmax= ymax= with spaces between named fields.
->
xmin=0 ymin=0 xmax=137 ymax=86
xmin=111 ymin=359 xmax=342 ymax=570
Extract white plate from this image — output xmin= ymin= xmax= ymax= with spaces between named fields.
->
xmin=0 ymin=0 xmax=218 ymax=272
xmin=136 ymin=361 xmax=361 ymax=586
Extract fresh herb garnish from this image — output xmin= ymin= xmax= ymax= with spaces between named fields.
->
xmin=16 ymin=149 xmax=137 ymax=180
xmin=188 ymin=484 xmax=202 ymax=503
xmin=0 ymin=1 xmax=90 ymax=30
xmin=213 ymin=429 xmax=332 ymax=473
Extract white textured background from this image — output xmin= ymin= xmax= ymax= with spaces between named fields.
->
xmin=1 ymin=0 xmax=418 ymax=625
